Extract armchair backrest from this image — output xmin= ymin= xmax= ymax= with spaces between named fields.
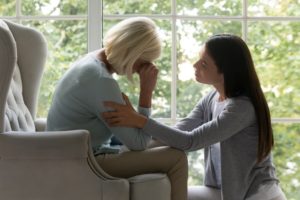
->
xmin=0 ymin=20 xmax=47 ymax=132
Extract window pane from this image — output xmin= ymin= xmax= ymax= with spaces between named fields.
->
xmin=272 ymin=123 xmax=300 ymax=199
xmin=188 ymin=149 xmax=204 ymax=185
xmin=0 ymin=0 xmax=15 ymax=16
xmin=152 ymin=19 xmax=172 ymax=118
xmin=248 ymin=0 xmax=300 ymax=16
xmin=103 ymin=19 xmax=172 ymax=118
xmin=103 ymin=0 xmax=171 ymax=15
xmin=248 ymin=21 xmax=300 ymax=118
xmin=176 ymin=20 xmax=242 ymax=117
xmin=21 ymin=0 xmax=87 ymax=16
xmin=177 ymin=0 xmax=242 ymax=16
xmin=22 ymin=20 xmax=87 ymax=117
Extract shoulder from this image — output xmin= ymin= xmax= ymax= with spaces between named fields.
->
xmin=75 ymin=54 xmax=112 ymax=82
xmin=227 ymin=96 xmax=254 ymax=112
xmin=61 ymin=54 xmax=121 ymax=97
xmin=225 ymin=96 xmax=256 ymax=121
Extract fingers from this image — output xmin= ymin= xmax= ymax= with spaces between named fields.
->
xmin=102 ymin=111 xmax=121 ymax=125
xmin=139 ymin=63 xmax=159 ymax=75
xmin=121 ymin=93 xmax=134 ymax=109
xmin=140 ymin=63 xmax=158 ymax=74
xmin=105 ymin=117 xmax=121 ymax=126
xmin=135 ymin=62 xmax=151 ymax=73
xmin=121 ymin=93 xmax=129 ymax=104
xmin=102 ymin=111 xmax=117 ymax=118
xmin=139 ymin=64 xmax=159 ymax=83
xmin=102 ymin=112 xmax=129 ymax=127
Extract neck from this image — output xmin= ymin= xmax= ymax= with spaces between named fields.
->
xmin=214 ymin=84 xmax=226 ymax=101
xmin=98 ymin=49 xmax=115 ymax=74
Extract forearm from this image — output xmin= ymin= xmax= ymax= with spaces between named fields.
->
xmin=142 ymin=118 xmax=193 ymax=151
xmin=138 ymin=63 xmax=158 ymax=108
xmin=139 ymin=90 xmax=152 ymax=108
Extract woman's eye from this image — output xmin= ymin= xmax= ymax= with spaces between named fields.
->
xmin=201 ymin=61 xmax=207 ymax=68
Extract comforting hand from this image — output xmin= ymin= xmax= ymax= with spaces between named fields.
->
xmin=102 ymin=93 xmax=148 ymax=128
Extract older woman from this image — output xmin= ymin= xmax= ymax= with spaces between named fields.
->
xmin=46 ymin=17 xmax=187 ymax=200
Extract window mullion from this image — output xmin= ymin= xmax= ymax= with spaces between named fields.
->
xmin=88 ymin=0 xmax=103 ymax=52
xmin=16 ymin=0 xmax=21 ymax=22
xmin=242 ymin=0 xmax=248 ymax=41
xmin=171 ymin=0 xmax=177 ymax=125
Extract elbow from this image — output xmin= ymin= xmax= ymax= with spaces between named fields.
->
xmin=180 ymin=134 xmax=195 ymax=151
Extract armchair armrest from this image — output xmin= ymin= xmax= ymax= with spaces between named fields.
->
xmin=0 ymin=130 xmax=130 ymax=200
xmin=0 ymin=129 xmax=119 ymax=179
xmin=0 ymin=130 xmax=90 ymax=159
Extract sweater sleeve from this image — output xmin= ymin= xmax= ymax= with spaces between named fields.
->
xmin=142 ymin=97 xmax=256 ymax=151
xmin=174 ymin=95 xmax=208 ymax=131
xmin=79 ymin=76 xmax=151 ymax=151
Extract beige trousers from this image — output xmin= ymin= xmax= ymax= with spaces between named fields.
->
xmin=96 ymin=146 xmax=188 ymax=200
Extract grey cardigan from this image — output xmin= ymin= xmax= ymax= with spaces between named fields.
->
xmin=142 ymin=90 xmax=278 ymax=200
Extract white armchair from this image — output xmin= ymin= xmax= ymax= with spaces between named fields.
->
xmin=0 ymin=19 xmax=171 ymax=200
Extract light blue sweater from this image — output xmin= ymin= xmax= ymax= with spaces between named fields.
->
xmin=142 ymin=90 xmax=278 ymax=199
xmin=46 ymin=52 xmax=151 ymax=154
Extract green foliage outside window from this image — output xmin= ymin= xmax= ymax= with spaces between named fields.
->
xmin=0 ymin=0 xmax=15 ymax=15
xmin=1 ymin=0 xmax=299 ymax=199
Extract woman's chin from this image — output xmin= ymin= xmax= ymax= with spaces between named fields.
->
xmin=195 ymin=78 xmax=208 ymax=85
xmin=195 ymin=76 xmax=202 ymax=83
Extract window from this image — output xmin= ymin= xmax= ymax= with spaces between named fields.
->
xmin=1 ymin=0 xmax=299 ymax=198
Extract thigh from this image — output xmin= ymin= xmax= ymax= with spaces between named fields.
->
xmin=96 ymin=146 xmax=187 ymax=178
xmin=188 ymin=186 xmax=221 ymax=200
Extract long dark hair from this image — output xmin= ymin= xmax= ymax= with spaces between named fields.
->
xmin=205 ymin=34 xmax=273 ymax=163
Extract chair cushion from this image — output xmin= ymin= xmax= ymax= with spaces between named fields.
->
xmin=5 ymin=63 xmax=35 ymax=132
xmin=129 ymin=173 xmax=171 ymax=200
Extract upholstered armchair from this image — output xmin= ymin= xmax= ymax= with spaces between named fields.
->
xmin=0 ymin=19 xmax=171 ymax=200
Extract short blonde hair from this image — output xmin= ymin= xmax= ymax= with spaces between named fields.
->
xmin=103 ymin=17 xmax=162 ymax=80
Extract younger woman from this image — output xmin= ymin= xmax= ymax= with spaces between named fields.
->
xmin=102 ymin=34 xmax=286 ymax=200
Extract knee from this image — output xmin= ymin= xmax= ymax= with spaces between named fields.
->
xmin=151 ymin=146 xmax=188 ymax=170
xmin=169 ymin=148 xmax=188 ymax=170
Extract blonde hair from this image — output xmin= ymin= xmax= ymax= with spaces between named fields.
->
xmin=103 ymin=17 xmax=162 ymax=80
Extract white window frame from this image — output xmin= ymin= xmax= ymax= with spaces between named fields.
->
xmin=2 ymin=0 xmax=300 ymax=124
